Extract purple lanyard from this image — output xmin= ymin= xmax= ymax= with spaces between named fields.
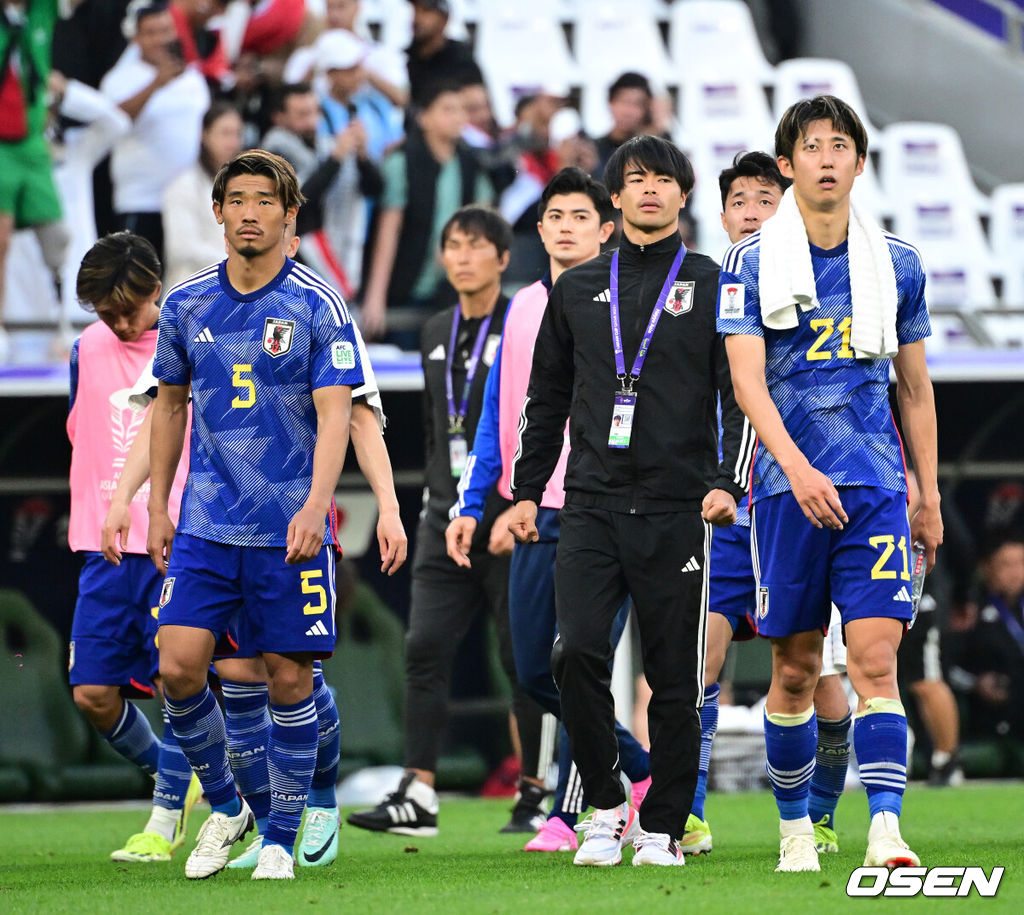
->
xmin=446 ymin=309 xmax=493 ymax=429
xmin=993 ymin=596 xmax=1024 ymax=658
xmin=609 ymin=247 xmax=685 ymax=390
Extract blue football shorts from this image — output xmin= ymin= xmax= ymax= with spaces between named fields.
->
xmin=751 ymin=486 xmax=913 ymax=638
xmin=69 ymin=553 xmax=161 ymax=695
xmin=708 ymin=521 xmax=757 ymax=640
xmin=158 ymin=533 xmax=337 ymax=658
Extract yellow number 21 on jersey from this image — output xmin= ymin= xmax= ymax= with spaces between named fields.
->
xmin=806 ymin=317 xmax=855 ymax=362
xmin=869 ymin=535 xmax=911 ymax=581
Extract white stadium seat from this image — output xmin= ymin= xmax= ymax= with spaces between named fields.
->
xmin=667 ymin=0 xmax=774 ymax=86
xmin=989 ymin=183 xmax=1024 ymax=307
xmin=475 ymin=5 xmax=578 ymax=128
xmin=891 ymin=197 xmax=998 ymax=310
xmin=978 ymin=311 xmax=1024 ymax=348
xmin=771 ymin=57 xmax=881 ymax=144
xmin=676 ymin=74 xmax=774 ymax=150
xmin=881 ymin=121 xmax=990 ymax=217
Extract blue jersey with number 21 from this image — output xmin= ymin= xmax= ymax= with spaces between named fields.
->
xmin=154 ymin=259 xmax=364 ymax=547
xmin=716 ymin=234 xmax=930 ymax=503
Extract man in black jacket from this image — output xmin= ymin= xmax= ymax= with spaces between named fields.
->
xmin=348 ymin=206 xmax=546 ymax=838
xmin=508 ymin=135 xmax=750 ymax=867
xmin=405 ymin=0 xmax=483 ymax=107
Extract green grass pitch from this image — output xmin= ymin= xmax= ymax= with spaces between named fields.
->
xmin=1 ymin=784 xmax=1020 ymax=914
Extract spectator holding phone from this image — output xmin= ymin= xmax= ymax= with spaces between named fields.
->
xmin=100 ymin=0 xmax=210 ymax=266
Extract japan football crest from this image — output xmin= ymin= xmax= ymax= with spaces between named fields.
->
xmin=263 ymin=317 xmax=296 ymax=357
xmin=159 ymin=577 xmax=176 ymax=608
xmin=664 ymin=281 xmax=694 ymax=316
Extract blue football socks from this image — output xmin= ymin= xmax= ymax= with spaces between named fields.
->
xmin=103 ymin=700 xmax=160 ymax=777
xmin=855 ymin=698 xmax=908 ymax=818
xmin=808 ymin=710 xmax=852 ymax=829
xmin=221 ymin=679 xmax=272 ymax=832
xmin=308 ymin=665 xmax=340 ymax=809
xmin=691 ymin=682 xmax=720 ymax=821
xmin=263 ymin=696 xmax=319 ymax=855
xmin=765 ymin=706 xmax=817 ymax=824
xmin=164 ymin=685 xmax=239 ymax=815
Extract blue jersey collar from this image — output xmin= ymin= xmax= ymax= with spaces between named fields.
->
xmin=217 ymin=258 xmax=295 ymax=302
xmin=809 ymin=239 xmax=849 ymax=259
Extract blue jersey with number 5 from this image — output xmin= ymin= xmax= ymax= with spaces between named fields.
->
xmin=153 ymin=259 xmax=363 ymax=546
xmin=716 ymin=234 xmax=930 ymax=502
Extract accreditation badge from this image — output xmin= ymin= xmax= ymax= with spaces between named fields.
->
xmin=449 ymin=434 xmax=468 ymax=477
xmin=607 ymin=392 xmax=637 ymax=449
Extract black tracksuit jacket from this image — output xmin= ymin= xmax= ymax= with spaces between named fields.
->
xmin=420 ymin=296 xmax=510 ymax=533
xmin=511 ymin=231 xmax=751 ymax=513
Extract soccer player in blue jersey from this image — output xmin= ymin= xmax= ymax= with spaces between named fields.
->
xmin=147 ymin=149 xmax=364 ymax=881
xmin=683 ymin=152 xmax=854 ymax=858
xmin=718 ymin=97 xmax=943 ymax=873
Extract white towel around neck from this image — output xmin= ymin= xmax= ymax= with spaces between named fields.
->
xmin=757 ymin=189 xmax=899 ymax=358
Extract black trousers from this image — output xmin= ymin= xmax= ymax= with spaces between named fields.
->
xmin=404 ymin=516 xmax=544 ymax=774
xmin=552 ymin=505 xmax=710 ymax=837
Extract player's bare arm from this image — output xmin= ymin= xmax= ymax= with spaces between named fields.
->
xmin=286 ymin=384 xmax=353 ymax=564
xmin=349 ymin=400 xmax=408 ymax=575
xmin=893 ymin=339 xmax=943 ymax=570
xmin=725 ymin=333 xmax=848 ymax=530
xmin=147 ymin=381 xmax=189 ymax=573
xmin=101 ymin=406 xmax=153 ymax=566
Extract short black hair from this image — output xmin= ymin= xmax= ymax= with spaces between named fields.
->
xmin=271 ymin=82 xmax=314 ymax=114
xmin=537 ymin=167 xmax=615 ymax=223
xmin=604 ymin=134 xmax=695 ymax=196
xmin=608 ymin=71 xmax=652 ymax=103
xmin=440 ymin=206 xmax=513 ymax=257
xmin=212 ymin=149 xmax=305 ymax=211
xmin=775 ymin=94 xmax=869 ymax=162
xmin=718 ymin=151 xmax=791 ymax=209
xmin=417 ymin=78 xmax=464 ymax=113
xmin=134 ymin=1 xmax=169 ymax=28
xmin=76 ymin=232 xmax=161 ymax=313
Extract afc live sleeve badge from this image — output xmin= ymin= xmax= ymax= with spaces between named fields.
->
xmin=332 ymin=341 xmax=356 ymax=370
xmin=263 ymin=318 xmax=296 ymax=356
xmin=719 ymin=283 xmax=744 ymax=319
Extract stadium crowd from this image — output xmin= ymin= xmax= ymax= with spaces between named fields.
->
xmin=1 ymin=0 xmax=691 ymax=355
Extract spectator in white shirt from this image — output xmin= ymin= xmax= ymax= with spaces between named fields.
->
xmin=100 ymin=1 xmax=210 ymax=266
xmin=161 ymin=101 xmax=244 ymax=291
xmin=284 ymin=0 xmax=408 ymax=108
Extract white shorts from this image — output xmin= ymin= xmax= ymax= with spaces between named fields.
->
xmin=820 ymin=604 xmax=847 ymax=677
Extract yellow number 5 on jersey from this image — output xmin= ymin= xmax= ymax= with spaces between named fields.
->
xmin=231 ymin=364 xmax=255 ymax=408
xmin=301 ymin=570 xmax=327 ymax=615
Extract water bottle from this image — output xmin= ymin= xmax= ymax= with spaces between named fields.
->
xmin=909 ymin=541 xmax=927 ymax=629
